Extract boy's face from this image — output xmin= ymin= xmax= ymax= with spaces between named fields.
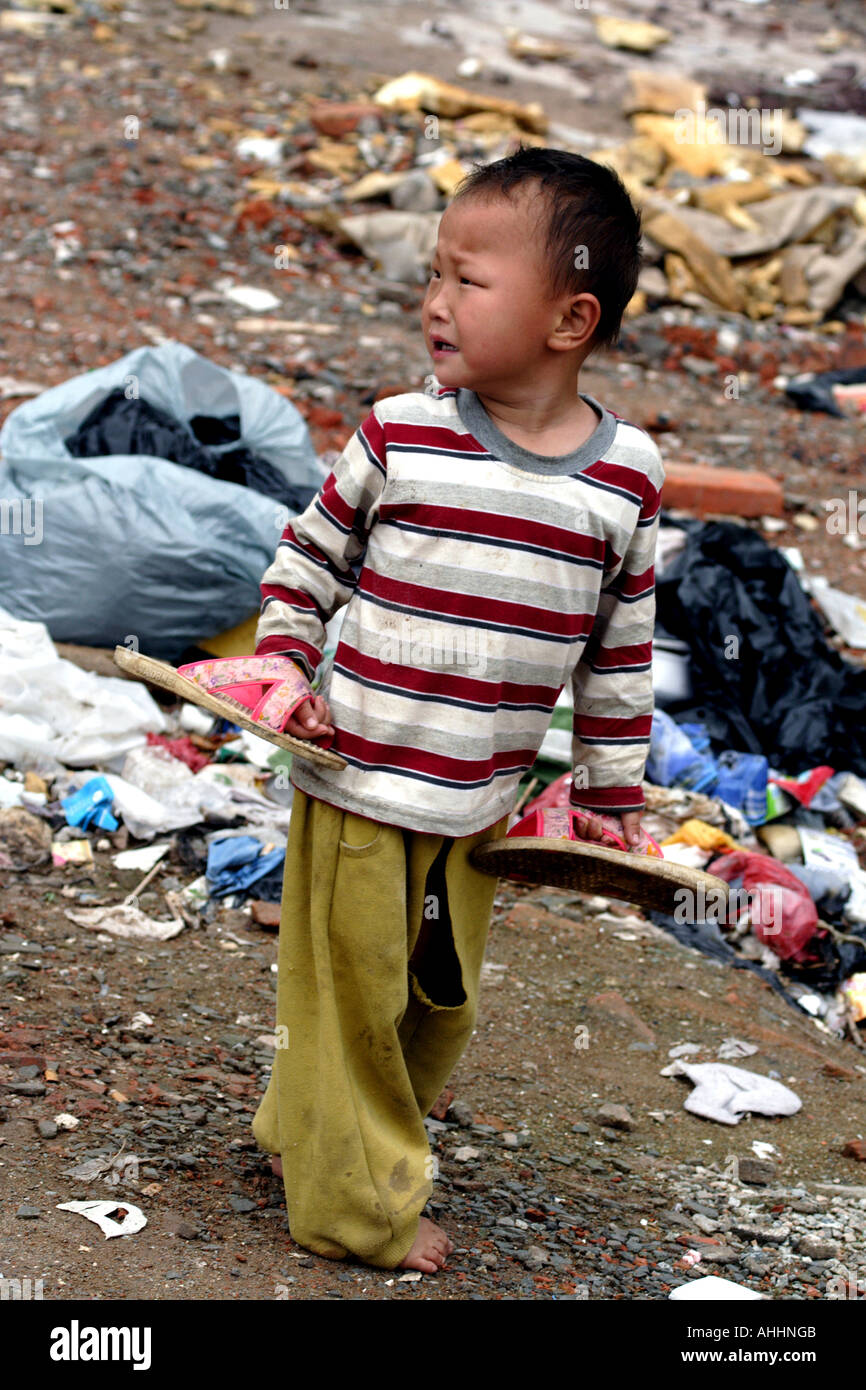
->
xmin=422 ymin=191 xmax=569 ymax=392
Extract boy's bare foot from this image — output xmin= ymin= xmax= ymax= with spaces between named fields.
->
xmin=398 ymin=1217 xmax=453 ymax=1274
xmin=271 ymin=1155 xmax=283 ymax=1178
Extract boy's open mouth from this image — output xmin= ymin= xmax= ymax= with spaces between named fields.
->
xmin=432 ymin=338 xmax=458 ymax=353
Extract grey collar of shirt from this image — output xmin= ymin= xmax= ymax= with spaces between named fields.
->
xmin=456 ymin=388 xmax=617 ymax=476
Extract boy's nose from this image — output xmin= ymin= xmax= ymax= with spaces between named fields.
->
xmin=425 ymin=280 xmax=447 ymax=315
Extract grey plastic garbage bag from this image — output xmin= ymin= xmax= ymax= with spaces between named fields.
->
xmin=0 ymin=341 xmax=322 ymax=661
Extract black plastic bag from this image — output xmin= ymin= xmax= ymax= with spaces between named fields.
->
xmin=65 ymin=387 xmax=316 ymax=513
xmin=656 ymin=519 xmax=866 ymax=775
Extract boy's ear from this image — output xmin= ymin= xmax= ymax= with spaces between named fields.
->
xmin=548 ymin=292 xmax=602 ymax=353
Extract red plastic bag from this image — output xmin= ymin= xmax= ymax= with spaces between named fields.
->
xmin=708 ymin=850 xmax=820 ymax=961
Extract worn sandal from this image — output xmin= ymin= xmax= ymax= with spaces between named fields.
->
xmin=510 ymin=806 xmax=663 ymax=857
xmin=113 ymin=647 xmax=346 ymax=770
xmin=471 ymin=815 xmax=727 ymax=917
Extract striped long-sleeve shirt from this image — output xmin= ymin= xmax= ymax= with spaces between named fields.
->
xmin=255 ymin=385 xmax=664 ymax=837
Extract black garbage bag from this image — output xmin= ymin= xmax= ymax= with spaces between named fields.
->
xmin=65 ymin=387 xmax=317 ymax=514
xmin=785 ymin=365 xmax=866 ymax=417
xmin=656 ymin=519 xmax=866 ymax=775
xmin=646 ymin=909 xmax=806 ymax=1011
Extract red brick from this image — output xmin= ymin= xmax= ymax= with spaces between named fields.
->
xmin=73 ymin=1098 xmax=110 ymax=1116
xmin=310 ymin=102 xmax=381 ymax=137
xmin=662 ymin=462 xmax=784 ymax=518
xmin=1 ymin=1028 xmax=46 ymax=1048
xmin=0 ymin=1052 xmax=45 ymax=1069
xmin=250 ymin=900 xmax=281 ymax=930
xmin=429 ymin=1087 xmax=454 ymax=1120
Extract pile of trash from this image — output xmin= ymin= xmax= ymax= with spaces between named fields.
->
xmin=268 ymin=61 xmax=866 ymax=329
xmin=527 ymin=517 xmax=866 ymax=1044
xmin=0 ymin=603 xmax=303 ymax=945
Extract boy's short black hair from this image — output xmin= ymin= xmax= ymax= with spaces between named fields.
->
xmin=453 ymin=146 xmax=642 ymax=350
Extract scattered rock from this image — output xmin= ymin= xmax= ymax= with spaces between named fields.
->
xmin=797 ymin=1235 xmax=841 ymax=1261
xmin=429 ymin=1087 xmax=454 ymax=1121
xmin=250 ymin=900 xmax=280 ymax=930
xmin=164 ymin=1213 xmax=201 ymax=1240
xmin=448 ymin=1099 xmax=474 ymax=1128
xmin=228 ymin=1196 xmax=256 ymax=1213
xmin=592 ymin=1103 xmax=636 ymax=1132
xmin=737 ymin=1158 xmax=778 ymax=1186
xmin=732 ymin=1223 xmax=791 ymax=1244
xmin=698 ymin=1244 xmax=740 ymax=1264
xmin=15 ymin=1204 xmax=41 ymax=1219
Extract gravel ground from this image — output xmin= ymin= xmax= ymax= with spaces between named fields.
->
xmin=2 ymin=866 xmax=866 ymax=1301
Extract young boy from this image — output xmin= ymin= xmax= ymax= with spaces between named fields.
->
xmin=251 ymin=146 xmax=663 ymax=1274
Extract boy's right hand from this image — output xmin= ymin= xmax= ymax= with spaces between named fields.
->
xmin=285 ymin=695 xmax=334 ymax=741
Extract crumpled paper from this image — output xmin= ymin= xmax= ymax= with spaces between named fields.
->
xmin=65 ymin=904 xmax=185 ymax=941
xmin=661 ymin=1060 xmax=801 ymax=1125
xmin=56 ymin=1200 xmax=147 ymax=1238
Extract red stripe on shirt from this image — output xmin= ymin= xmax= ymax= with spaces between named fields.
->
xmin=361 ymin=569 xmax=595 ymax=639
xmin=379 ymin=502 xmax=605 ymax=563
xmin=335 ymin=728 xmax=537 ymax=781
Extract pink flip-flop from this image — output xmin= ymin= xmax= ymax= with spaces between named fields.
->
xmin=470 ymin=806 xmax=728 ymax=916
xmin=113 ymin=647 xmax=346 ymax=770
xmin=509 ymin=805 xmax=662 ymax=857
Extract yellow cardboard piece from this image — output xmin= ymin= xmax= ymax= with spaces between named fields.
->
xmin=595 ymin=15 xmax=670 ymax=52
xmin=643 ymin=207 xmax=744 ymax=312
xmin=373 ymin=71 xmax=547 ymax=132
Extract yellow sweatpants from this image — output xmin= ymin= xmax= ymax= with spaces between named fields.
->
xmin=251 ymin=788 xmax=506 ymax=1268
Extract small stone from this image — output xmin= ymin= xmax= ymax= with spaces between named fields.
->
xmin=37 ymin=1119 xmax=58 ymax=1139
xmin=181 ymin=1106 xmax=207 ymax=1125
xmin=842 ymin=1139 xmax=866 ymax=1162
xmin=699 ymin=1245 xmax=739 ymax=1264
xmin=228 ymin=1196 xmax=256 ymax=1213
xmin=448 ymin=1100 xmax=474 ymax=1128
xmin=479 ymin=1252 xmax=498 ymax=1268
xmin=15 ymin=1204 xmax=41 ymax=1219
xmin=797 ymin=1235 xmax=840 ymax=1261
xmin=6 ymin=1080 xmax=46 ymax=1096
xmin=165 ymin=1214 xmax=201 ymax=1240
xmin=732 ymin=1223 xmax=790 ymax=1245
xmin=593 ymin=1103 xmax=636 ymax=1132
xmin=737 ymin=1157 xmax=777 ymax=1186
xmin=571 ymin=1123 xmax=591 ymax=1135
xmin=453 ymin=1146 xmax=481 ymax=1163
xmin=429 ymin=1087 xmax=454 ymax=1121
xmin=519 ymin=1245 xmax=549 ymax=1271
